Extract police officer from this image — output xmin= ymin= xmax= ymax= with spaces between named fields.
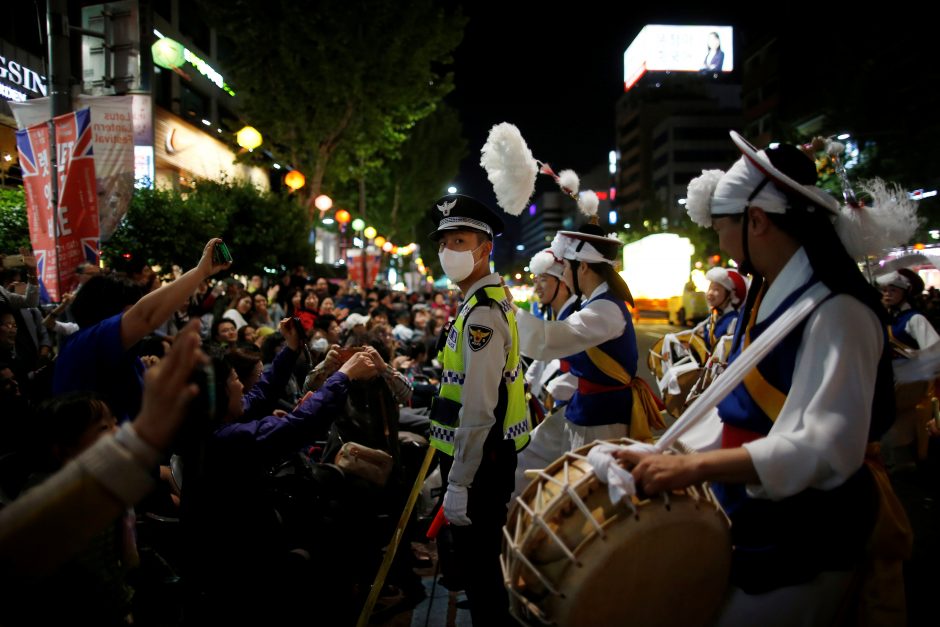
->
xmin=428 ymin=194 xmax=529 ymax=625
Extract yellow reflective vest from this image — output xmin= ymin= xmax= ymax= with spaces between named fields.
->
xmin=429 ymin=285 xmax=530 ymax=455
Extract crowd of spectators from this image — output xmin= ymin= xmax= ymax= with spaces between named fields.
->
xmin=0 ymin=242 xmax=462 ymax=624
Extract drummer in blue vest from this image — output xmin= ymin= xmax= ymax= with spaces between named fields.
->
xmin=514 ymin=249 xmax=580 ymax=495
xmin=510 ymin=220 xmax=664 ymax=450
xmin=427 ymin=194 xmax=529 ymax=626
xmin=877 ymin=269 xmax=939 ymax=350
xmin=616 ymin=131 xmax=905 ymax=625
xmin=695 ymin=266 xmax=747 ymax=352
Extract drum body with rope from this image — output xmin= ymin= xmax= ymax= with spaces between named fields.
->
xmin=648 ymin=330 xmax=709 ymax=417
xmin=888 ymin=341 xmax=939 ymax=461
xmin=502 ymin=439 xmax=731 ymax=627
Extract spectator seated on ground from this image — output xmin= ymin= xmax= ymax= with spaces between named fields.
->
xmin=207 ymin=318 xmax=238 ymax=357
xmin=223 ymin=295 xmax=253 ymax=330
xmin=392 ymin=308 xmax=415 ymax=343
xmin=227 ymin=318 xmax=306 ymax=421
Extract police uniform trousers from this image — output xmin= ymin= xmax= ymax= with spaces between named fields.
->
xmin=440 ymin=427 xmax=517 ymax=626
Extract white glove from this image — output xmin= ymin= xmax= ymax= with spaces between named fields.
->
xmin=443 ymin=483 xmax=472 ymax=526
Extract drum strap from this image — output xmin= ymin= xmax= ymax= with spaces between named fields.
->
xmin=656 ymin=282 xmax=831 ymax=452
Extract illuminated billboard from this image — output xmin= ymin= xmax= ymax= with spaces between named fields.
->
xmin=624 ymin=25 xmax=734 ymax=91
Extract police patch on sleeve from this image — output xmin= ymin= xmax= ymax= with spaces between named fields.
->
xmin=467 ymin=324 xmax=494 ymax=351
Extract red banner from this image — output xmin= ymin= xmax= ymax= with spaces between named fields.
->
xmin=346 ymin=248 xmax=381 ymax=288
xmin=15 ymin=108 xmax=100 ymax=301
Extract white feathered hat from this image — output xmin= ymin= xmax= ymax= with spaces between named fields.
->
xmin=685 ymin=131 xmax=919 ymax=260
xmin=529 ymin=249 xmax=566 ymax=281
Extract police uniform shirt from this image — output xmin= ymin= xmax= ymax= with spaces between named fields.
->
xmin=448 ymin=271 xmax=514 ymax=487
xmin=515 ymin=283 xmax=626 ymax=362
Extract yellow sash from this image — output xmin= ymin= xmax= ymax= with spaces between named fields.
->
xmin=584 ymin=346 xmax=666 ymax=442
xmin=740 ymin=286 xmax=787 ymax=422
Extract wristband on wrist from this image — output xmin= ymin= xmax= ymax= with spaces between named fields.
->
xmin=114 ymin=422 xmax=162 ymax=469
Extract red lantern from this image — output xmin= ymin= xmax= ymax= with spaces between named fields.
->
xmin=335 ymin=209 xmax=351 ymax=224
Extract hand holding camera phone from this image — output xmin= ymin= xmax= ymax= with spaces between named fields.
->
xmin=213 ymin=241 xmax=233 ymax=266
xmin=337 ymin=346 xmax=365 ymax=363
xmin=1 ymin=254 xmax=26 ymax=268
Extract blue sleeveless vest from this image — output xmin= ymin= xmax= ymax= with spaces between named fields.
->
xmin=563 ymin=291 xmax=637 ymax=426
xmin=890 ymin=308 xmax=919 ymax=349
xmin=713 ymin=278 xmax=876 ymax=594
xmin=704 ymin=308 xmax=739 ymax=352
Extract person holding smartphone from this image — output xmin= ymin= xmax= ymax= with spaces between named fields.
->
xmin=0 ymin=248 xmax=40 ymax=310
xmin=53 ymin=239 xmax=232 ymax=423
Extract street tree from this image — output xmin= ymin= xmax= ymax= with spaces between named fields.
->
xmin=204 ymin=0 xmax=466 ymax=217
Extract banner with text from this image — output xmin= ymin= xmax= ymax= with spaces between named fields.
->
xmin=15 ymin=108 xmax=100 ymax=300
xmin=11 ymin=95 xmax=134 ymax=240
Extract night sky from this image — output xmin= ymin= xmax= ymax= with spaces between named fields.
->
xmin=447 ymin=3 xmax=738 ymax=207
xmin=445 ymin=4 xmax=922 ymax=215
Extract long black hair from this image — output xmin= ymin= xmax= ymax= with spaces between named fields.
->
xmin=585 ymin=261 xmax=635 ymax=308
xmin=771 ymin=206 xmax=895 ymax=439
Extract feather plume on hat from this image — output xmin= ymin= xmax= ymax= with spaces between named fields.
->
xmin=480 ymin=123 xmax=538 ymax=216
xmin=685 ymin=170 xmax=725 ymax=228
xmin=577 ymin=190 xmax=599 ymax=220
xmin=558 ymin=169 xmax=580 ymax=197
xmin=529 ymin=251 xmax=555 ymax=276
xmin=835 ymin=179 xmax=920 ymax=259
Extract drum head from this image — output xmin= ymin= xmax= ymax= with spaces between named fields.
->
xmin=507 ymin=441 xmax=731 ymax=627
xmin=546 ymin=496 xmax=731 ymax=627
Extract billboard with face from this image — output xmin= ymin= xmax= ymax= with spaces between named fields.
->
xmin=624 ymin=25 xmax=734 ymax=90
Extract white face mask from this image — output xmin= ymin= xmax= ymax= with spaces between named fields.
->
xmin=311 ymin=337 xmax=329 ymax=353
xmin=439 ymin=242 xmax=486 ymax=282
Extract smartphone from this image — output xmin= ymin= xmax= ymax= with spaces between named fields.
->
xmin=213 ymin=241 xmax=233 ymax=265
xmin=291 ymin=316 xmax=307 ymax=341
xmin=2 ymin=254 xmax=26 ymax=268
xmin=337 ymin=346 xmax=365 ymax=362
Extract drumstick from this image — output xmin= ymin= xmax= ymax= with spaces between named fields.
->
xmin=656 ymin=283 xmax=828 ymax=451
xmin=356 ymin=444 xmax=436 ymax=627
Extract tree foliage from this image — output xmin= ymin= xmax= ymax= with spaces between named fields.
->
xmin=204 ymin=0 xmax=466 ymax=213
xmin=0 ymin=187 xmax=30 ymax=253
xmin=105 ymin=180 xmax=312 ymax=274
xmin=330 ymin=104 xmax=467 ymax=243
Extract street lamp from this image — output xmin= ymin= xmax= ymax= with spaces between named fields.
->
xmin=236 ymin=126 xmax=262 ymax=152
xmin=315 ymin=195 xmax=333 ymax=211
xmin=447 ymin=185 xmax=457 ymax=194
xmin=284 ymin=170 xmax=305 ymax=191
